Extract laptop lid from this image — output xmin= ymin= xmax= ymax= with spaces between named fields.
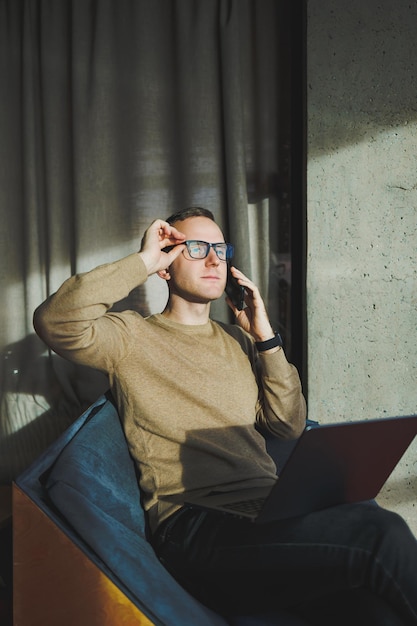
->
xmin=184 ymin=414 xmax=417 ymax=523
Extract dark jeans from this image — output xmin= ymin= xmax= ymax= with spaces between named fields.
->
xmin=152 ymin=502 xmax=417 ymax=625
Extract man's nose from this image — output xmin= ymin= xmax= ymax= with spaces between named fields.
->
xmin=205 ymin=247 xmax=220 ymax=265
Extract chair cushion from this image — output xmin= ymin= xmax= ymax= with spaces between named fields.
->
xmin=45 ymin=396 xmax=147 ymax=536
xmin=44 ymin=396 xmax=226 ymax=626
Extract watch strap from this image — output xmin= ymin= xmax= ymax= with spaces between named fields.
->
xmin=255 ymin=332 xmax=283 ymax=352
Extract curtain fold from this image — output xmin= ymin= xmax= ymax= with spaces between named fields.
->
xmin=0 ymin=0 xmax=294 ymax=481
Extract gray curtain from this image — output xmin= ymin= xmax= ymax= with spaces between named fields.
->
xmin=0 ymin=0 xmax=294 ymax=481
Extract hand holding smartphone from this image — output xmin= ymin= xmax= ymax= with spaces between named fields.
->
xmin=225 ymin=266 xmax=245 ymax=310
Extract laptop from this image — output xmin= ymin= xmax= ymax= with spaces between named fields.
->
xmin=183 ymin=414 xmax=417 ymax=523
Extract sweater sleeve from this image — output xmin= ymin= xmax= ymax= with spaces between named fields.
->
xmin=217 ymin=322 xmax=306 ymax=440
xmin=255 ymin=348 xmax=307 ymax=440
xmin=33 ymin=253 xmax=148 ymax=373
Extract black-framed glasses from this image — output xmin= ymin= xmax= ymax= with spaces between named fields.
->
xmin=182 ymin=240 xmax=234 ymax=261
xmin=164 ymin=239 xmax=234 ymax=261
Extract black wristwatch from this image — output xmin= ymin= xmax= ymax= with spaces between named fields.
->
xmin=255 ymin=332 xmax=283 ymax=352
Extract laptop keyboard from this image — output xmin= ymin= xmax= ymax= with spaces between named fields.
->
xmin=221 ymin=497 xmax=266 ymax=515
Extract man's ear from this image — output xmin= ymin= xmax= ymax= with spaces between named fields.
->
xmin=157 ymin=268 xmax=171 ymax=281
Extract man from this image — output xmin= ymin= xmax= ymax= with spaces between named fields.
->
xmin=34 ymin=207 xmax=417 ymax=624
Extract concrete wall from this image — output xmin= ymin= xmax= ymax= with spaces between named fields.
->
xmin=307 ymin=1 xmax=417 ymax=533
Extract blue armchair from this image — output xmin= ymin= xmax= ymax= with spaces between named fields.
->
xmin=14 ymin=392 xmax=401 ymax=625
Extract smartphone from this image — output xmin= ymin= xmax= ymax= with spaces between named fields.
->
xmin=226 ymin=267 xmax=245 ymax=310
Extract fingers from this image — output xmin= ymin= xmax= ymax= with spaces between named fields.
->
xmin=164 ymin=242 xmax=186 ymax=264
xmin=229 ymin=266 xmax=260 ymax=300
xmin=154 ymin=220 xmax=186 ymax=247
xmin=227 ymin=267 xmax=273 ymax=340
xmin=154 ymin=220 xmax=186 ymax=264
xmin=139 ymin=219 xmax=186 ymax=275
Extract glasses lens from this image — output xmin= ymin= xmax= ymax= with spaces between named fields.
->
xmin=213 ymin=244 xmax=228 ymax=260
xmin=186 ymin=241 xmax=209 ymax=259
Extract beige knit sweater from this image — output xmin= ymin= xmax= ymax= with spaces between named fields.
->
xmin=34 ymin=253 xmax=306 ymax=531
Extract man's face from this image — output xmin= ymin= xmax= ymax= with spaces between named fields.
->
xmin=167 ymin=216 xmax=228 ymax=304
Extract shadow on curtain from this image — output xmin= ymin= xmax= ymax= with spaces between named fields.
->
xmin=0 ymin=0 xmax=299 ymax=481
